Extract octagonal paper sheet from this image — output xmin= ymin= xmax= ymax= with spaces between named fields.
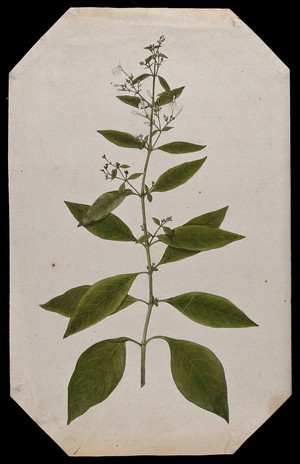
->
xmin=9 ymin=8 xmax=290 ymax=456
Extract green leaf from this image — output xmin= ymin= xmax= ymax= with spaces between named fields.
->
xmin=65 ymin=201 xmax=136 ymax=242
xmin=152 ymin=217 xmax=160 ymax=226
xmin=40 ymin=285 xmax=90 ymax=317
xmin=136 ymin=233 xmax=150 ymax=244
xmin=163 ymin=292 xmax=258 ymax=328
xmin=111 ymin=294 xmax=139 ymax=315
xmin=120 ymin=164 xmax=130 ymax=169
xmin=64 ymin=273 xmax=138 ymax=337
xmin=98 ymin=130 xmax=143 ymax=149
xmin=147 ymin=193 xmax=153 ymax=203
xmin=158 ymin=53 xmax=168 ymax=59
xmin=163 ymin=226 xmax=173 ymax=236
xmin=156 ymin=87 xmax=185 ymax=106
xmin=111 ymin=168 xmax=117 ymax=180
xmin=128 ymin=172 xmax=143 ymax=180
xmin=158 ymin=247 xmax=199 ymax=265
xmin=162 ymin=126 xmax=174 ymax=132
xmin=163 ymin=337 xmax=229 ymax=422
xmin=158 ymin=207 xmax=230 ymax=265
xmin=132 ymin=73 xmax=151 ymax=85
xmin=152 ymin=158 xmax=206 ymax=193
xmin=157 ymin=141 xmax=206 ymax=154
xmin=77 ymin=191 xmax=130 ymax=227
xmin=118 ymin=182 xmax=126 ymax=194
xmin=184 ymin=206 xmax=229 ymax=228
xmin=158 ymin=225 xmax=244 ymax=251
xmin=145 ymin=55 xmax=155 ymax=64
xmin=40 ymin=286 xmax=138 ymax=319
xmin=116 ymin=95 xmax=141 ymax=108
xmin=68 ymin=338 xmax=126 ymax=423
xmin=158 ymin=76 xmax=171 ymax=92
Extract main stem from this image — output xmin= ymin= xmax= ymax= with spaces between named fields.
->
xmin=140 ymin=64 xmax=157 ymax=388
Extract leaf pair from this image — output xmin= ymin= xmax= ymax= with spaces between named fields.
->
xmin=65 ymin=201 xmax=136 ymax=242
xmin=156 ymin=86 xmax=185 ymax=106
xmin=98 ymin=128 xmax=206 ymax=155
xmin=158 ymin=207 xmax=244 ymax=265
xmin=40 ymin=274 xmax=139 ymax=338
xmin=65 ymin=288 xmax=257 ymax=424
xmin=159 ymin=225 xmax=244 ymax=252
xmin=77 ymin=190 xmax=133 ymax=228
xmin=68 ymin=336 xmax=229 ymax=424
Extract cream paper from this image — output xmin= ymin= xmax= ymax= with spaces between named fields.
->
xmin=9 ymin=8 xmax=290 ymax=456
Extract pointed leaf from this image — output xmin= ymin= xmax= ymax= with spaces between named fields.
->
xmin=156 ymin=86 xmax=184 ymax=106
xmin=65 ymin=201 xmax=136 ymax=242
xmin=163 ymin=226 xmax=173 ymax=236
xmin=128 ymin=172 xmax=143 ymax=180
xmin=136 ymin=233 xmax=150 ymax=244
xmin=158 ymin=225 xmax=244 ymax=251
xmin=158 ymin=76 xmax=171 ymax=92
xmin=153 ymin=158 xmax=206 ymax=193
xmin=64 ymin=273 xmax=138 ymax=337
xmin=184 ymin=206 xmax=229 ymax=228
xmin=132 ymin=73 xmax=151 ymax=85
xmin=145 ymin=55 xmax=155 ymax=64
xmin=41 ymin=288 xmax=137 ymax=320
xmin=116 ymin=95 xmax=141 ymax=108
xmin=159 ymin=246 xmax=199 ymax=265
xmin=163 ymin=292 xmax=258 ymax=328
xmin=111 ymin=294 xmax=139 ymax=315
xmin=152 ymin=217 xmax=160 ymax=226
xmin=147 ymin=193 xmax=153 ymax=203
xmin=162 ymin=126 xmax=174 ymax=132
xmin=158 ymin=207 xmax=230 ymax=265
xmin=98 ymin=130 xmax=143 ymax=149
xmin=111 ymin=168 xmax=117 ymax=180
xmin=68 ymin=338 xmax=126 ymax=423
xmin=77 ymin=191 xmax=130 ymax=227
xmin=120 ymin=164 xmax=130 ymax=169
xmin=40 ymin=285 xmax=90 ymax=317
xmin=118 ymin=182 xmax=126 ymax=194
xmin=157 ymin=141 xmax=206 ymax=154
xmin=163 ymin=337 xmax=229 ymax=422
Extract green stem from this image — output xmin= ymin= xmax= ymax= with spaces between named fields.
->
xmin=140 ymin=60 xmax=158 ymax=388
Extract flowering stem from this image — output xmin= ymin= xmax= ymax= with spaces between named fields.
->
xmin=116 ymin=167 xmax=141 ymax=195
xmin=140 ymin=59 xmax=158 ymax=388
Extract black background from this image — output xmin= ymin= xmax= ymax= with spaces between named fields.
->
xmin=2 ymin=1 xmax=295 ymax=461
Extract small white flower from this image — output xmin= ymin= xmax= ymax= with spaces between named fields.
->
xmin=168 ymin=96 xmax=178 ymax=111
xmin=138 ymin=100 xmax=149 ymax=111
xmin=131 ymin=111 xmax=147 ymax=118
xmin=112 ymin=61 xmax=123 ymax=75
xmin=175 ymin=105 xmax=184 ymax=117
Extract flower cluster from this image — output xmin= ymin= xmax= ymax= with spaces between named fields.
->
xmin=110 ymin=35 xmax=183 ymax=139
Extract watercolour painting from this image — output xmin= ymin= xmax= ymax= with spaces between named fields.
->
xmin=9 ymin=9 xmax=290 ymax=456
